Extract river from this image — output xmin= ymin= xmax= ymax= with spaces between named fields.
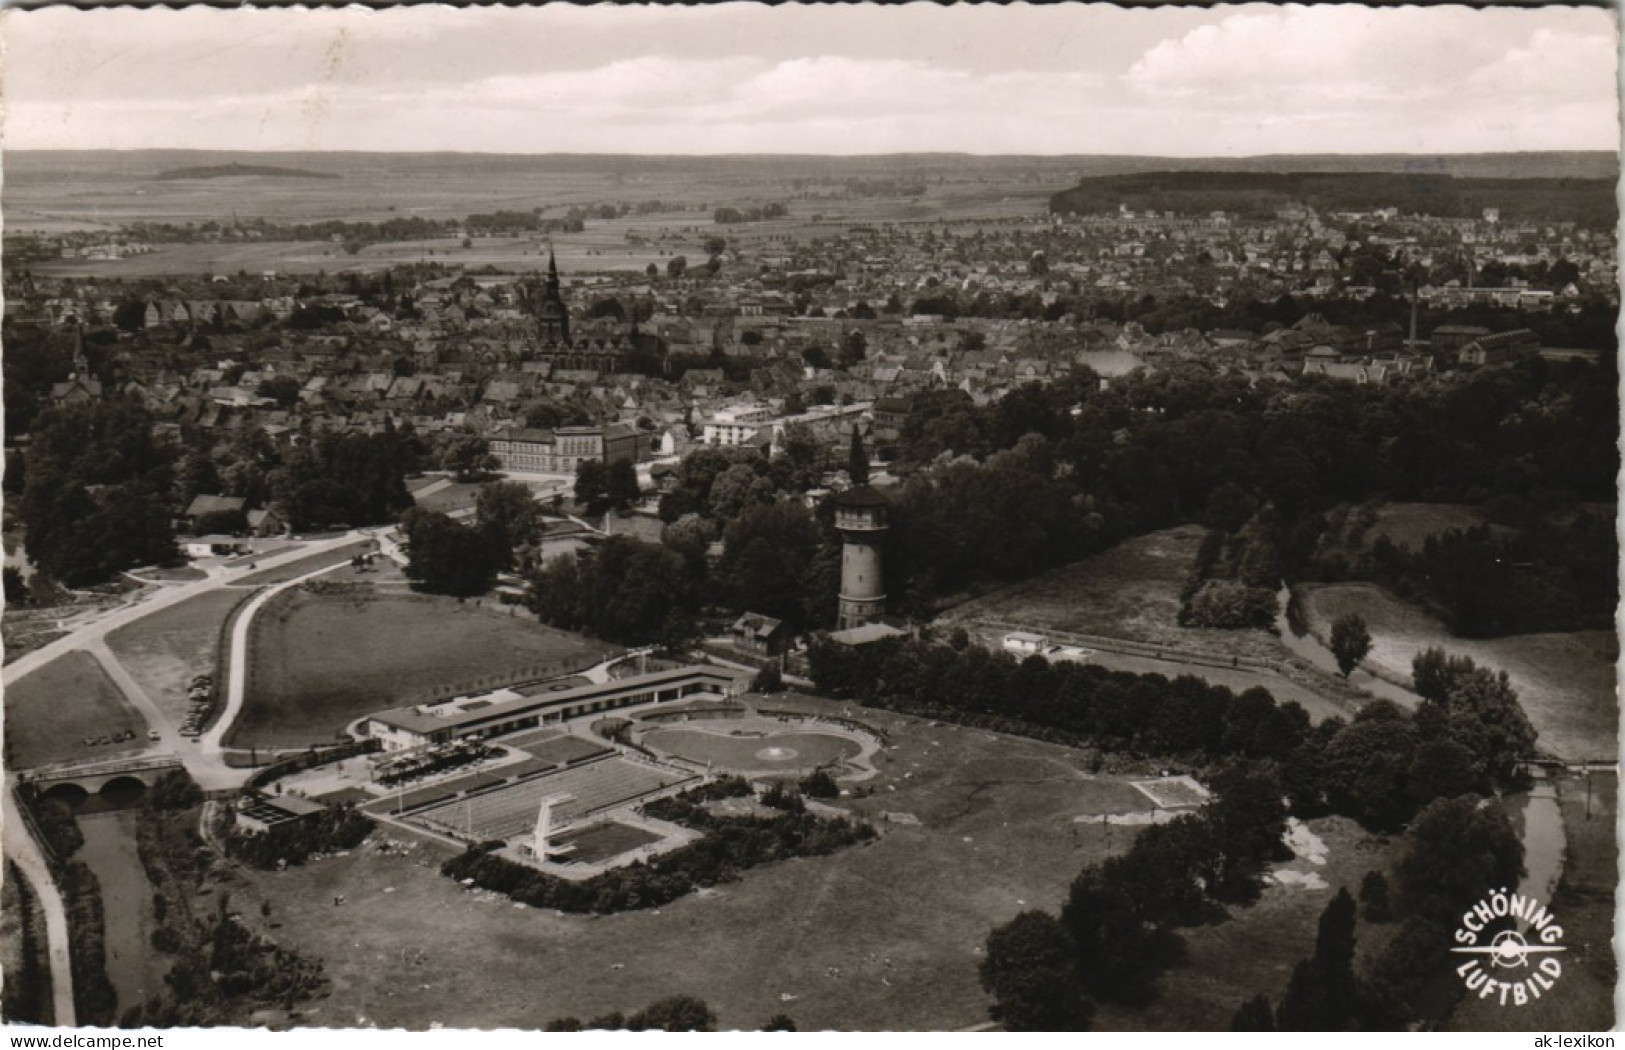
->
xmin=1272 ymin=586 xmax=1421 ymax=707
xmin=75 ymin=811 xmax=168 ymax=1015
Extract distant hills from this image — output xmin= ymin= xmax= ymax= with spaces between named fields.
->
xmin=8 ymin=148 xmax=1616 ymax=184
xmin=154 ymin=162 xmax=339 ymax=181
xmin=1049 ymin=171 xmax=1618 ymax=226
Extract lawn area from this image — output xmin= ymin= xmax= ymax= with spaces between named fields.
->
xmin=229 ymin=698 xmax=1208 ymax=1030
xmin=1298 ymin=582 xmax=1618 ymax=763
xmin=1367 ymin=502 xmax=1507 ymax=552
xmin=937 ymin=525 xmax=1204 ymax=647
xmin=413 ymin=481 xmax=484 ymax=514
xmin=231 ymin=589 xmax=614 ymax=749
xmin=1093 ymin=814 xmax=1400 ymax=1032
xmin=105 ymin=588 xmax=250 ymax=726
xmin=234 ymin=541 xmax=375 ymax=587
xmin=3 ymin=650 xmax=146 ymax=769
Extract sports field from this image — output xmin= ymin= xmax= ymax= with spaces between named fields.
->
xmin=230 ymin=589 xmax=613 ymax=749
xmin=105 ymin=588 xmax=249 ymax=725
xmin=553 ymin=821 xmax=663 ymax=866
xmin=4 ymin=650 xmax=146 ymax=769
xmin=237 ymin=695 xmax=1382 ymax=1030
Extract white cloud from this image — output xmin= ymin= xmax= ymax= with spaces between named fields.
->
xmin=1 ymin=4 xmax=1616 ymax=154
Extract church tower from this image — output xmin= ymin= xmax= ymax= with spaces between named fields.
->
xmin=833 ymin=429 xmax=888 ymax=630
xmin=533 ymin=248 xmax=570 ymax=345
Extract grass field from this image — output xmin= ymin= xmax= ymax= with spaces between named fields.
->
xmin=228 ymin=695 xmax=1372 ymax=1030
xmin=3 ymin=650 xmax=146 ymax=769
xmin=1093 ymin=814 xmax=1399 ymax=1031
xmin=1367 ymin=502 xmax=1506 ymax=552
xmin=105 ymin=588 xmax=249 ymax=726
xmin=230 ymin=590 xmax=613 ymax=749
xmin=937 ymin=525 xmax=1281 ymax=658
xmin=935 ymin=525 xmax=1359 ymax=722
xmin=234 ymin=542 xmax=375 ymax=587
xmin=412 ymin=482 xmax=485 ymax=514
xmin=1297 ymin=583 xmax=1618 ymax=763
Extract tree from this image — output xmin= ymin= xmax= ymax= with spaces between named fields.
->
xmin=626 ymin=995 xmax=715 ymax=1032
xmin=980 ymin=911 xmax=1094 ymax=1031
xmin=666 ymin=255 xmax=688 ymax=280
xmin=1277 ymin=889 xmax=1358 ymax=1031
xmin=1329 ymin=613 xmax=1372 ymax=677
xmin=436 ymin=431 xmax=498 ymax=482
xmin=605 ymin=459 xmax=641 ymax=510
xmin=258 ymin=375 xmax=303 ymax=409
xmin=1394 ymin=794 xmax=1523 ymax=921
xmin=574 ymin=459 xmax=608 ymax=511
xmin=401 ymin=508 xmax=498 ymax=597
xmin=761 ymin=1014 xmax=797 ymax=1032
xmin=848 ymin=428 xmax=870 ymax=485
xmin=1231 ymin=994 xmax=1276 ymax=1031
xmin=707 ymin=463 xmax=775 ymax=522
xmin=476 ymin=481 xmax=540 ymax=569
xmin=1359 ymin=870 xmax=1393 ymax=923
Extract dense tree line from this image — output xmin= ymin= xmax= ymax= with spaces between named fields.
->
xmin=269 ymin=427 xmax=415 ymax=532
xmin=441 ymin=777 xmax=875 ymax=915
xmin=810 ymin=637 xmax=1535 ymax=832
xmin=1049 ymin=171 xmax=1616 ymax=227
xmin=887 ymin=357 xmax=1614 ymax=632
xmin=19 ymin=398 xmax=178 ymax=586
xmin=547 ymin=995 xmax=718 ymax=1032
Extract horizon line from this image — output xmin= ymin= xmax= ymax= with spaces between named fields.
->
xmin=8 ymin=148 xmax=1618 ymax=160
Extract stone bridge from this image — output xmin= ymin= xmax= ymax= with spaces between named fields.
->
xmin=22 ymin=755 xmax=186 ymax=808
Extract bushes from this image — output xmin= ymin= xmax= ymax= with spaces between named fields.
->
xmin=223 ymin=804 xmax=376 ymax=870
xmin=442 ymin=781 xmax=876 ymax=915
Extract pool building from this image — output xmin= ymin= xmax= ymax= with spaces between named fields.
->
xmin=361 ymin=664 xmax=752 ymax=751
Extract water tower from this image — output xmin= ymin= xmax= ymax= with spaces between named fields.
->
xmin=833 ymin=429 xmax=888 ymax=630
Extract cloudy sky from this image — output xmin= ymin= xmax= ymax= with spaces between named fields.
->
xmin=2 ymin=4 xmax=1618 ymax=155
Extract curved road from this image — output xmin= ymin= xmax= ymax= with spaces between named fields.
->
xmin=2 ymin=531 xmax=371 ymax=1021
xmin=2 ymin=784 xmax=76 ymax=1026
xmin=201 ymin=553 xmax=374 ymax=754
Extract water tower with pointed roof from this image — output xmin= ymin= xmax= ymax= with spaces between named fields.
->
xmin=832 ymin=428 xmax=888 ymax=630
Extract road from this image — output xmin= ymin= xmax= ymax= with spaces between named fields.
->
xmin=2 ymin=530 xmax=372 ymax=1019
xmin=200 ymin=553 xmax=375 ymax=756
xmin=2 ymin=784 xmax=76 ymax=1026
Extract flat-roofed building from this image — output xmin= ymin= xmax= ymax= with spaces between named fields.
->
xmin=360 ymin=664 xmax=752 ymax=751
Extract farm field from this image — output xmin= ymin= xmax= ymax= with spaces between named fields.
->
xmin=3 ymin=650 xmax=145 ymax=769
xmin=231 ymin=589 xmax=614 ymax=749
xmin=235 ymin=696 xmax=1346 ymax=1030
xmin=1297 ymin=582 xmax=1618 ymax=763
xmin=233 ymin=541 xmax=375 ymax=586
xmin=105 ymin=588 xmax=249 ymax=727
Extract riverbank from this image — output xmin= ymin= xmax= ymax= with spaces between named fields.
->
xmin=1293 ymin=582 xmax=1617 ymax=763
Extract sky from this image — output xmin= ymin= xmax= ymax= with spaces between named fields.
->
xmin=1 ymin=3 xmax=1619 ymax=156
